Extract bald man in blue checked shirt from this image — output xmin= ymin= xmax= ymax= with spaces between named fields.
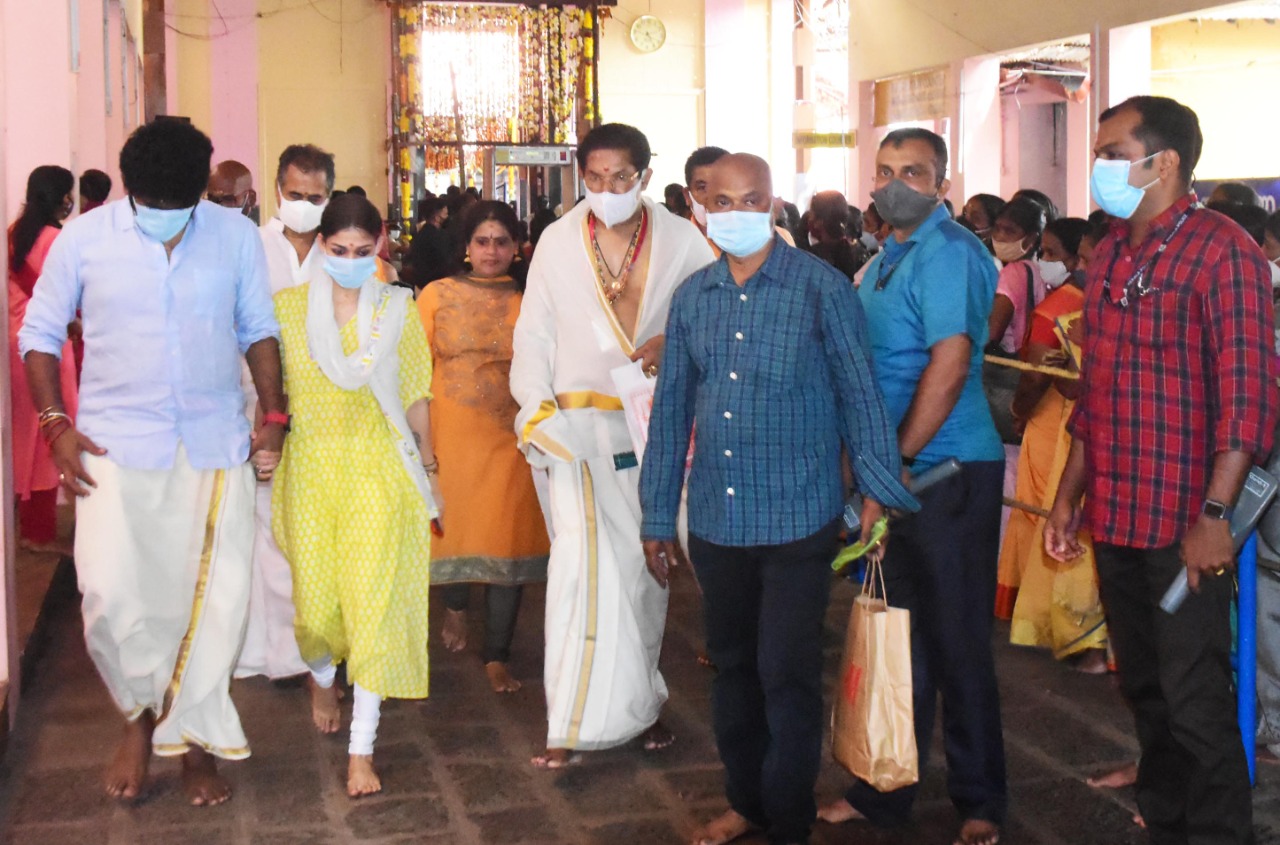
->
xmin=639 ymin=153 xmax=917 ymax=845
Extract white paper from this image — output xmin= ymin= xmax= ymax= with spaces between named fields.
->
xmin=610 ymin=360 xmax=656 ymax=465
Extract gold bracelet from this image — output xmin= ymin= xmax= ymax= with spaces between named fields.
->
xmin=38 ymin=409 xmax=70 ymax=427
xmin=422 ymin=458 xmax=440 ymax=476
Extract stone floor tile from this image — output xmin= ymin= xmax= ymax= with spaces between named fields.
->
xmin=473 ymin=806 xmax=564 ymax=844
xmin=343 ymin=796 xmax=451 ymax=839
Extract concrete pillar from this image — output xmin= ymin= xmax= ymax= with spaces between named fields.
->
xmin=0 ymin=0 xmax=18 ymax=729
xmin=954 ymin=56 xmax=1002 ymax=207
xmin=142 ymin=0 xmax=165 ymax=121
xmin=851 ymin=79 xmax=875 ymax=208
xmin=1104 ymin=22 xmax=1152 ymax=111
xmin=1065 ymin=95 xmax=1092 ymax=218
xmin=704 ymin=0 xmax=770 ymax=155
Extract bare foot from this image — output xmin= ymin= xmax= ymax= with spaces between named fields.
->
xmin=954 ymin=818 xmax=1000 ymax=845
xmin=308 ymin=677 xmax=341 ymax=735
xmin=690 ymin=809 xmax=758 ymax=845
xmin=531 ymin=748 xmax=578 ymax=769
xmin=1074 ymin=649 xmax=1110 ymax=675
xmin=347 ymin=754 xmax=382 ymax=797
xmin=441 ymin=608 xmax=467 ymax=652
xmin=104 ymin=712 xmax=154 ymax=800
xmin=816 ymin=798 xmax=866 ymax=824
xmin=1087 ymin=761 xmax=1138 ymax=789
xmin=182 ymin=747 xmax=232 ymax=806
xmin=485 ymin=661 xmax=521 ymax=693
xmin=643 ymin=720 xmax=675 ymax=751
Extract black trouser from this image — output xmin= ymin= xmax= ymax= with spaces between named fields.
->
xmin=1094 ymin=542 xmax=1253 ymax=845
xmin=689 ymin=519 xmax=841 ymax=845
xmin=844 ymin=460 xmax=1007 ymax=826
xmin=441 ymin=583 xmax=523 ymax=664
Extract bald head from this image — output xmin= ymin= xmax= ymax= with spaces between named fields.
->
xmin=706 ymin=153 xmax=773 ymax=217
xmin=207 ymin=160 xmax=256 ymax=214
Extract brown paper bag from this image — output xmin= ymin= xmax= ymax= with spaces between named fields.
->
xmin=831 ymin=558 xmax=918 ymax=791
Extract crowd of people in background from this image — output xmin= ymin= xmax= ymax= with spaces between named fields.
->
xmin=7 ymin=92 xmax=1280 ymax=845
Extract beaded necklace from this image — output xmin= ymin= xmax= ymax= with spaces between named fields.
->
xmin=588 ymin=209 xmax=649 ymax=303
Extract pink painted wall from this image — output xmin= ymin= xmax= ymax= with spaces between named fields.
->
xmin=208 ymin=0 xmax=260 ymax=189
xmin=3 ymin=0 xmax=75 ymax=220
xmin=2 ymin=0 xmax=132 ymax=218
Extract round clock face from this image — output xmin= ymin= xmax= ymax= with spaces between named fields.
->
xmin=630 ymin=15 xmax=666 ymax=53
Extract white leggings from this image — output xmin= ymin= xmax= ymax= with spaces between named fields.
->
xmin=308 ymin=656 xmax=383 ymax=756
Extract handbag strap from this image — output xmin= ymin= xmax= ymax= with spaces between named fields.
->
xmin=861 ymin=555 xmax=888 ymax=601
xmin=1020 ymin=262 xmax=1036 ymax=352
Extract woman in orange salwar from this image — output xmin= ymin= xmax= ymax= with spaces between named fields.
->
xmin=995 ymin=217 xmax=1108 ymax=671
xmin=417 ymin=201 xmax=550 ymax=693
xmin=7 ymin=166 xmax=78 ymax=550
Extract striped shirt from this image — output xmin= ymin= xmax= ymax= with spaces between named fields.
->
xmin=639 ymin=236 xmax=917 ymax=547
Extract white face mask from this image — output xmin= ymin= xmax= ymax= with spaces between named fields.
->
xmin=1036 ymin=258 xmax=1070 ymax=287
xmin=689 ymin=194 xmax=708 ymax=227
xmin=277 ymin=190 xmax=327 ymax=234
xmin=586 ymin=180 xmax=643 ymax=229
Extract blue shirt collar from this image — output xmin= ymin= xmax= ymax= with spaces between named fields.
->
xmin=702 ymin=233 xmax=790 ymax=289
xmin=882 ymin=201 xmax=950 ymax=255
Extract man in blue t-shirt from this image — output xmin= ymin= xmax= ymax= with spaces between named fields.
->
xmin=819 ymin=128 xmax=1007 ymax=845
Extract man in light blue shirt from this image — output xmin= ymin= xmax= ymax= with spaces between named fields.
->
xmin=19 ymin=119 xmax=284 ymax=809
xmin=819 ymin=129 xmax=1006 ymax=845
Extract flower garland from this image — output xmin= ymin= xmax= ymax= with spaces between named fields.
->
xmin=395 ymin=2 xmax=593 ymax=149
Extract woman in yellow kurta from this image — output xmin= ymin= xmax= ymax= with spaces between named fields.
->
xmin=995 ymin=218 xmax=1106 ymax=671
xmin=418 ymin=201 xmax=550 ymax=694
xmin=266 ymin=194 xmax=441 ymax=798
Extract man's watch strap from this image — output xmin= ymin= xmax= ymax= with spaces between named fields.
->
xmin=1202 ymin=498 xmax=1233 ymax=521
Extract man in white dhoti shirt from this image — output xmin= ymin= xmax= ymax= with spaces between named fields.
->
xmin=19 ymin=119 xmax=285 ymax=807
xmin=233 ymin=144 xmax=332 ymax=688
xmin=512 ymin=123 xmax=715 ymax=768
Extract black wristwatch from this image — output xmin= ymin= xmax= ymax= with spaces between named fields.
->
xmin=900 ymin=454 xmax=916 ymax=469
xmin=1202 ymin=499 xmax=1233 ymax=521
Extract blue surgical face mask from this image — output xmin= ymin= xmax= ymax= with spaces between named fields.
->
xmin=1090 ymin=152 xmax=1163 ymax=219
xmin=324 ymin=255 xmax=377 ymax=289
xmin=706 ymin=210 xmax=774 ymax=258
xmin=133 ymin=199 xmax=195 ymax=243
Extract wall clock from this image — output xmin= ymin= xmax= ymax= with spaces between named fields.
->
xmin=629 ymin=15 xmax=666 ymax=53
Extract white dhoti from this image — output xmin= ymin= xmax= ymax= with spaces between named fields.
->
xmin=233 ymin=482 xmax=307 ymax=679
xmin=544 ymin=458 xmax=669 ymax=749
xmin=75 ymin=446 xmax=254 ymax=760
xmin=510 ymin=198 xmax=714 ymax=751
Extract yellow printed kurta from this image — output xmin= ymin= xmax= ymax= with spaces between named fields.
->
xmin=272 ymin=284 xmax=434 ymax=699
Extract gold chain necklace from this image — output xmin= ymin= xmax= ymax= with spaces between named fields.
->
xmin=589 ymin=210 xmax=648 ymax=303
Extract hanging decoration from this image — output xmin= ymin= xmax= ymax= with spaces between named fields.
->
xmin=389 ymin=2 xmax=600 ymax=222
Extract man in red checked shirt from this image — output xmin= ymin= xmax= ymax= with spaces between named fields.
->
xmin=1046 ymin=96 xmax=1277 ymax=845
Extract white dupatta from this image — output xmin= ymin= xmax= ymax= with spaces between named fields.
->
xmin=305 ymin=271 xmax=438 ymax=517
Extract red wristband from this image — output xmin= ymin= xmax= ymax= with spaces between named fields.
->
xmin=262 ymin=412 xmax=291 ymax=428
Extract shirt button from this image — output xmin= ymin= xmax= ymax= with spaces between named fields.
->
xmin=724 ymin=449 xmax=733 ymax=457
xmin=727 ymin=487 xmax=735 ymax=496
xmin=729 ymin=372 xmax=738 ymax=380
xmin=740 ymin=293 xmax=748 ymax=302
xmin=735 ymin=332 xmax=744 ymax=340
xmin=724 ymin=411 xmax=732 ymax=420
